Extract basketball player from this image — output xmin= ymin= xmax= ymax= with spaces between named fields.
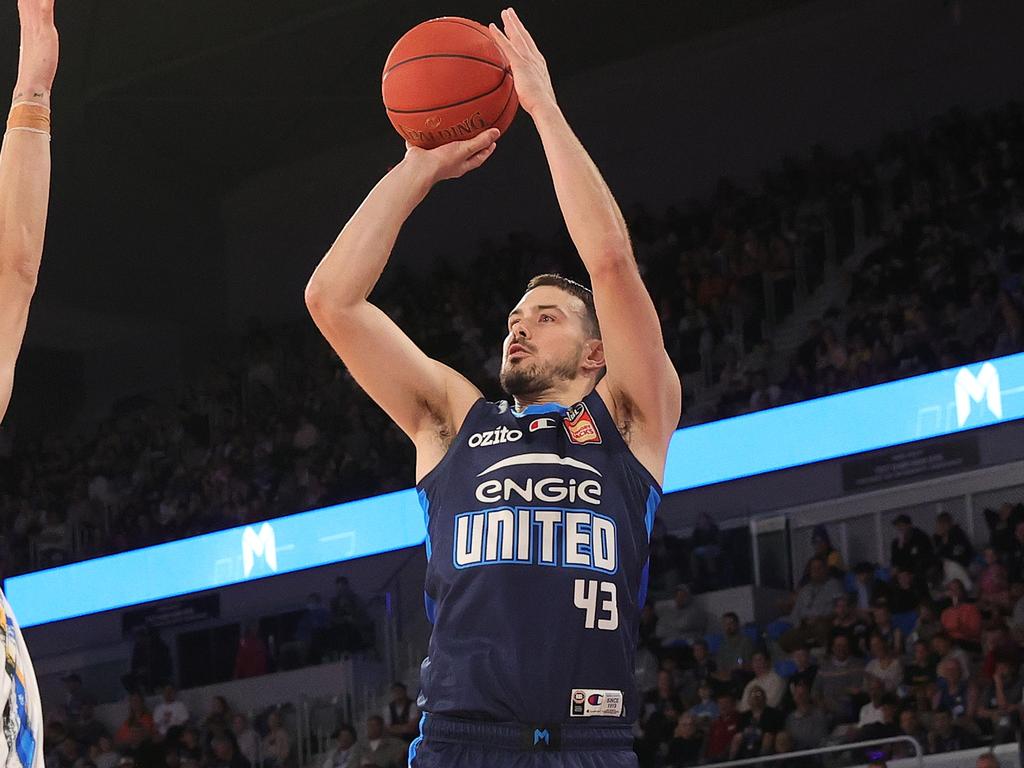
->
xmin=0 ymin=0 xmax=58 ymax=765
xmin=306 ymin=8 xmax=680 ymax=766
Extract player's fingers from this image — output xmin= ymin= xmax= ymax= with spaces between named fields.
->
xmin=463 ymin=128 xmax=500 ymax=155
xmin=464 ymin=142 xmax=497 ymax=172
xmin=488 ymin=22 xmax=519 ymax=62
xmin=507 ymin=8 xmax=543 ymax=59
xmin=501 ymin=8 xmax=537 ymax=59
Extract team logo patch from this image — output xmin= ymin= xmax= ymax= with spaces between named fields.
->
xmin=569 ymin=688 xmax=623 ymax=717
xmin=562 ymin=402 xmax=602 ymax=445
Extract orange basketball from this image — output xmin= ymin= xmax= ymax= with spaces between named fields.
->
xmin=382 ymin=17 xmax=518 ymax=149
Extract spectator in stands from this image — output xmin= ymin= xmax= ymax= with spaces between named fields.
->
xmin=975 ymin=659 xmax=1022 ymax=744
xmin=49 ymin=730 xmax=81 ymax=768
xmin=865 ymin=633 xmax=903 ymax=692
xmin=931 ymin=632 xmax=972 ymax=680
xmin=209 ymin=735 xmax=249 ymax=768
xmin=702 ymin=693 xmax=740 ymax=763
xmin=739 ymin=652 xmax=785 ymax=711
xmin=72 ymin=699 xmax=107 ymax=747
xmin=685 ymin=639 xmax=716 ymax=691
xmin=780 ymin=557 xmax=844 ymax=651
xmin=799 ymin=525 xmax=844 ymax=585
xmin=933 ymin=658 xmax=977 ymax=728
xmin=933 ymin=511 xmax=974 ymax=569
xmin=729 ymin=685 xmax=783 ymax=760
xmin=985 ymin=503 xmax=1023 ymax=558
xmin=940 ymin=579 xmax=983 ymax=651
xmin=888 ymin=568 xmax=927 ymax=615
xmin=666 ymin=713 xmax=703 ymax=767
xmin=1005 ymin=522 xmax=1024 ymax=584
xmin=813 ymin=634 xmax=865 ymax=725
xmin=686 ymin=679 xmax=718 ymax=724
xmin=976 ymin=754 xmax=1001 ymax=768
xmin=90 ymin=736 xmax=119 ymax=768
xmin=713 ymin=612 xmax=755 ymax=685
xmin=640 ymin=670 xmax=684 ymax=752
xmin=831 ymin=594 xmax=869 ymax=655
xmin=321 ymin=725 xmax=357 ymax=768
xmin=382 ymin=682 xmax=418 ymax=744
xmin=261 ymin=710 xmax=291 ymax=768
xmin=350 ymin=716 xmax=404 ymax=768
xmin=178 ymin=728 xmax=203 ymax=765
xmin=852 ymin=562 xmax=889 ymax=619
xmin=776 ymin=680 xmax=828 ymax=754
xmin=115 ymin=693 xmax=156 ymax=754
xmin=904 ymin=639 xmax=937 ymax=694
xmin=854 ymin=674 xmax=888 ymax=731
xmin=781 ymin=644 xmax=818 ymax=710
xmin=928 ymin=708 xmax=977 ymax=754
xmin=910 ymin=600 xmax=942 ymax=648
xmin=896 ymin=709 xmax=928 ymax=758
xmin=857 ymin=692 xmax=901 ymax=745
xmin=231 ymin=715 xmax=258 ymax=768
xmin=891 ymin=514 xmax=934 ymax=574
xmin=979 ymin=546 xmax=1012 ymax=613
xmin=153 ymin=685 xmax=189 ymax=740
xmin=656 ymin=585 xmax=708 ymax=648
xmin=201 ymin=696 xmax=231 ymax=736
xmin=233 ymin=624 xmax=269 ymax=679
xmin=869 ymin=599 xmax=904 ymax=655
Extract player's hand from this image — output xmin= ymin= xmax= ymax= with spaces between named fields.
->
xmin=15 ymin=0 xmax=59 ymax=100
xmin=402 ymin=128 xmax=500 ymax=185
xmin=489 ymin=7 xmax=556 ymax=117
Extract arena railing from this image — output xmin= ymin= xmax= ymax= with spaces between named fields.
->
xmin=711 ymin=735 xmax=924 ymax=768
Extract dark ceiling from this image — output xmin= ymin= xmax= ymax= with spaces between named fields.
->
xmin=1 ymin=0 xmax=812 ymax=188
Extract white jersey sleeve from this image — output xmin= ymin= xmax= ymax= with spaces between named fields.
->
xmin=0 ymin=592 xmax=43 ymax=768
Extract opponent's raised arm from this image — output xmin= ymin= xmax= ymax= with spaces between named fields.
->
xmin=304 ymin=131 xmax=498 ymax=468
xmin=490 ymin=8 xmax=680 ymax=442
xmin=0 ymin=0 xmax=58 ymax=423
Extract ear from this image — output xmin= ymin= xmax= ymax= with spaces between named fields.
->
xmin=581 ymin=338 xmax=605 ymax=373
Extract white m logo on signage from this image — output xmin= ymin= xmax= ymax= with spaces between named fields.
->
xmin=242 ymin=523 xmax=278 ymax=577
xmin=954 ymin=363 xmax=1002 ymax=427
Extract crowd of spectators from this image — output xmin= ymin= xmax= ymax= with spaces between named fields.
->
xmin=633 ymin=501 xmax=1024 ymax=766
xmin=45 ymin=679 xmax=420 ymax=768
xmin=1 ymin=103 xmax=1022 ymax=578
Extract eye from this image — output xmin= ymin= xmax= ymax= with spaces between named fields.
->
xmin=540 ymin=314 xmax=554 ymax=322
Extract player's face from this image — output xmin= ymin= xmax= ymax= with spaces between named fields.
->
xmin=499 ymin=286 xmax=597 ymax=399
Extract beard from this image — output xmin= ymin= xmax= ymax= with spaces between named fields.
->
xmin=499 ymin=348 xmax=581 ymax=400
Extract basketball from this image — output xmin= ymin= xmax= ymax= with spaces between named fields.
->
xmin=382 ymin=17 xmax=518 ymax=149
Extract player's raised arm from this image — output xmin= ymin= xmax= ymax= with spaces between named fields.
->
xmin=304 ymin=131 xmax=499 ymax=473
xmin=0 ymin=0 xmax=58 ymax=424
xmin=489 ymin=9 xmax=681 ymax=451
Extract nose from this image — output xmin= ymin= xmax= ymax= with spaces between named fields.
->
xmin=510 ymin=319 xmax=529 ymax=339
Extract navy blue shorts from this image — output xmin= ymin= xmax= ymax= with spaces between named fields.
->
xmin=408 ymin=715 xmax=638 ymax=768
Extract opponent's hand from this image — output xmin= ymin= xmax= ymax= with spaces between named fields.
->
xmin=15 ymin=0 xmax=59 ymax=101
xmin=402 ymin=128 xmax=500 ymax=185
xmin=489 ymin=8 xmax=556 ymax=117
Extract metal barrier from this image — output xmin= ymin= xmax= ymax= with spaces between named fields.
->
xmin=710 ymin=735 xmax=924 ymax=768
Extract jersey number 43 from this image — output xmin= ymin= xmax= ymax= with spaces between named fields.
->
xmin=574 ymin=579 xmax=619 ymax=630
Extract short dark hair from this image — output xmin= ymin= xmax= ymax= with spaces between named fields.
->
xmin=333 ymin=724 xmax=356 ymax=740
xmin=722 ymin=611 xmax=739 ymax=622
xmin=525 ymin=274 xmax=600 ymax=339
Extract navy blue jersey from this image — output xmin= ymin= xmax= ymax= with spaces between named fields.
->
xmin=415 ymin=390 xmax=661 ymax=725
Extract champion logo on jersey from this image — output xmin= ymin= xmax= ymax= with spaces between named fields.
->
xmin=563 ymin=402 xmax=602 ymax=445
xmin=569 ymin=688 xmax=623 ymax=717
xmin=529 ymin=417 xmax=557 ymax=432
